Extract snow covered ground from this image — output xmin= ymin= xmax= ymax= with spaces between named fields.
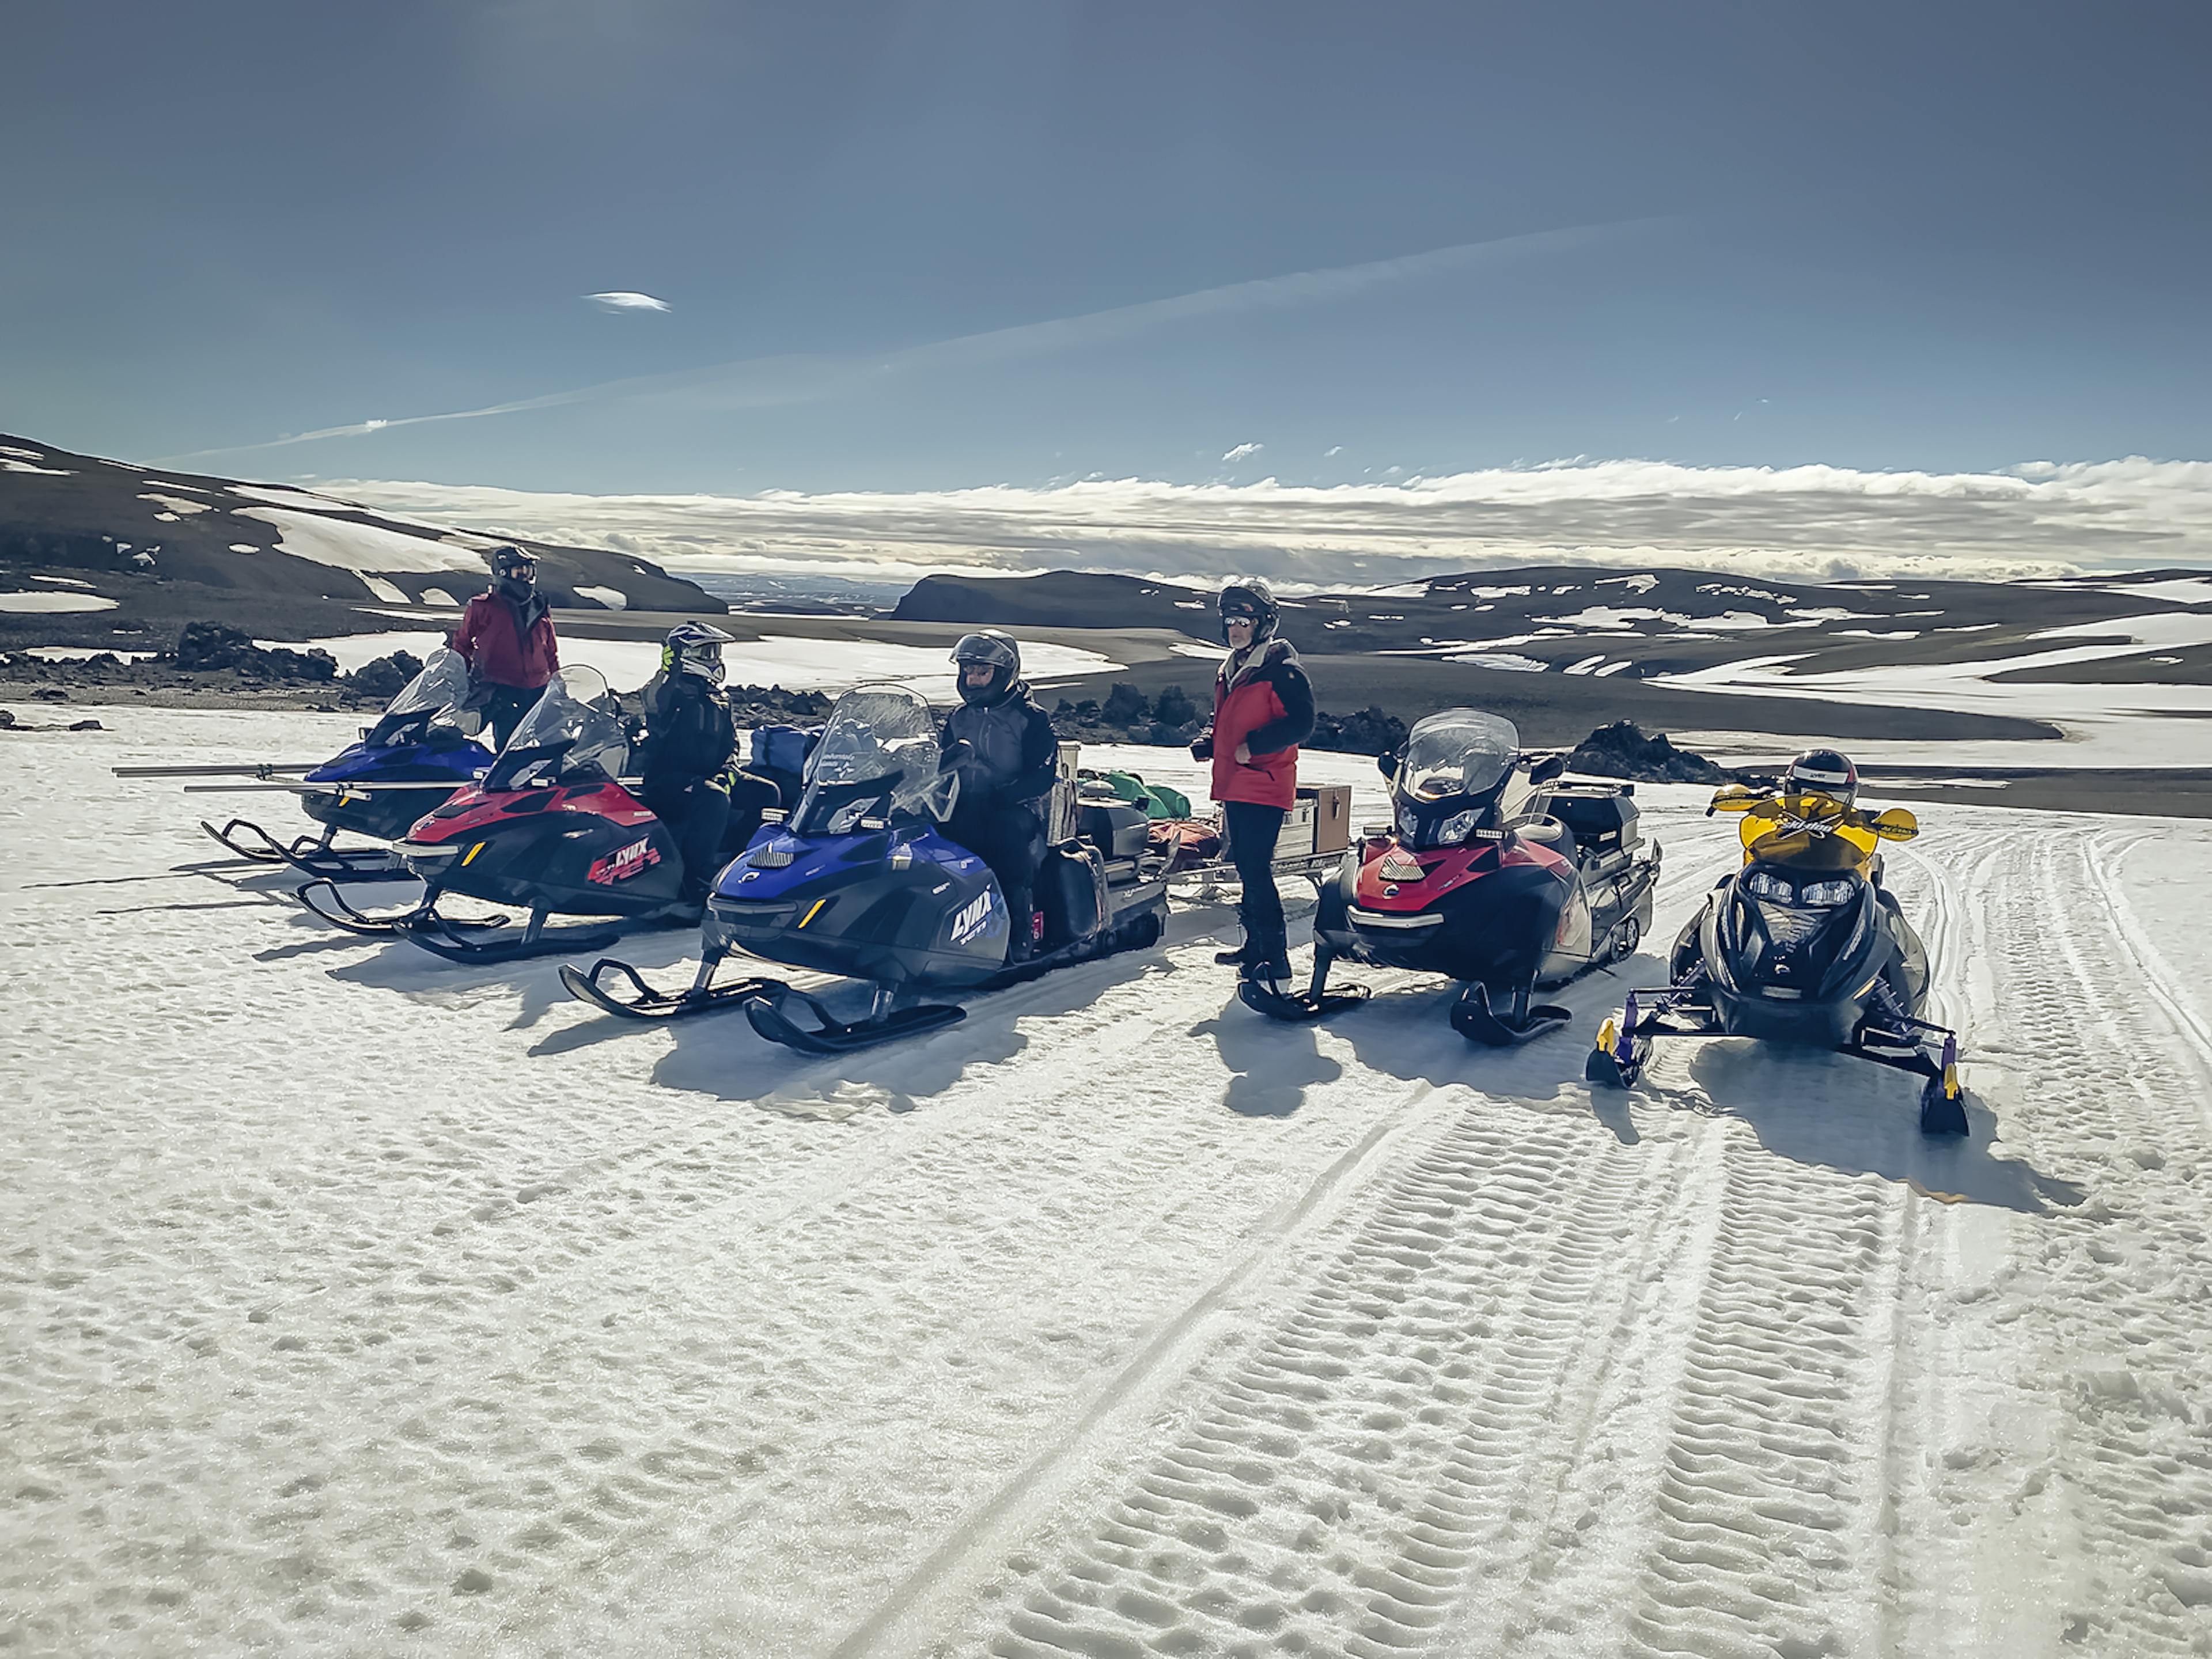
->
xmin=267 ymin=628 xmax=1123 ymax=694
xmin=1658 ymin=609 xmax=2212 ymax=771
xmin=7 ymin=708 xmax=2212 ymax=1657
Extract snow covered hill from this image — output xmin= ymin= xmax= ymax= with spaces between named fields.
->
xmin=0 ymin=431 xmax=723 ymax=643
xmin=6 ymin=710 xmax=2211 ymax=1656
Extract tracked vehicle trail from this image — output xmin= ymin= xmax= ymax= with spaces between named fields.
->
xmin=14 ymin=723 xmax=2212 ymax=1658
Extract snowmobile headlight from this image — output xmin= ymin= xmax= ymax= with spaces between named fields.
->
xmin=1743 ymin=870 xmax=1794 ymax=903
xmin=1799 ymin=878 xmax=1857 ymax=907
xmin=1434 ymin=809 xmax=1482 ymax=846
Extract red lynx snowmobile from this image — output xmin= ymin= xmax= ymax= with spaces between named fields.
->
xmin=560 ymin=683 xmax=1169 ymax=1053
xmin=296 ymin=666 xmax=696 ymax=963
xmin=1584 ymin=785 xmax=1967 ymax=1137
xmin=1240 ymin=709 xmax=1660 ymax=1044
xmin=118 ymin=649 xmax=497 ymax=881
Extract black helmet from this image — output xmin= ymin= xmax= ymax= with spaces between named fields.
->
xmin=662 ymin=620 xmax=734 ymax=687
xmin=489 ymin=544 xmax=536 ymax=578
xmin=1784 ymin=748 xmax=1859 ymax=806
xmin=1218 ymin=577 xmax=1279 ymax=645
xmin=950 ymin=630 xmax=1021 ymax=706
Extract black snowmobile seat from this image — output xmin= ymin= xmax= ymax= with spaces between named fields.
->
xmin=1515 ymin=816 xmax=1572 ymax=851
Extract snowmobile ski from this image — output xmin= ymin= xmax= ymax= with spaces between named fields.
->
xmin=740 ymin=981 xmax=968 ymax=1055
xmin=1449 ymin=981 xmax=1573 ymax=1047
xmin=558 ymin=956 xmax=783 ymax=1022
xmin=397 ymin=908 xmax=627 ymax=965
xmin=200 ymin=817 xmax=412 ymax=881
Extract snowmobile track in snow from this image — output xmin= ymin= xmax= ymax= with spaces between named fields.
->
xmin=14 ymin=722 xmax=2212 ymax=1658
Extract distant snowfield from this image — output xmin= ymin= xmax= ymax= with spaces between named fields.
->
xmin=1666 ymin=608 xmax=2212 ymax=768
xmin=274 ymin=628 xmax=1123 ymax=692
xmin=0 ymin=590 xmax=118 ymax=613
xmin=6 ymin=707 xmax=2212 ymax=1656
xmin=326 ymin=455 xmax=2212 ymax=590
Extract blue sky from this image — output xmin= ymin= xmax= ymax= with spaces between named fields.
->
xmin=5 ymin=1 xmax=2209 ymax=496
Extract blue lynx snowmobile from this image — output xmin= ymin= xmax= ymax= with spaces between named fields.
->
xmin=119 ymin=649 xmax=497 ymax=881
xmin=560 ymin=682 xmax=1170 ymax=1052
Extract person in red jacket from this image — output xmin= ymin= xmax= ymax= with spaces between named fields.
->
xmin=1190 ymin=577 xmax=1315 ymax=991
xmin=452 ymin=545 xmax=560 ymax=748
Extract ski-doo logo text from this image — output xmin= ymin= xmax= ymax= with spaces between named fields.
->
xmin=587 ymin=838 xmax=662 ymax=885
xmin=948 ymin=892 xmax=996 ymax=944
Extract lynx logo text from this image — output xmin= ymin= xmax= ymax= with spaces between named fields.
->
xmin=949 ymin=892 xmax=996 ymax=944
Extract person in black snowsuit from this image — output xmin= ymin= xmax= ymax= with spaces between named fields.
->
xmin=938 ymin=630 xmax=1059 ymax=961
xmin=634 ymin=623 xmax=776 ymax=915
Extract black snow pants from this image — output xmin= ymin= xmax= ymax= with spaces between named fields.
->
xmin=480 ymin=684 xmax=542 ymax=751
xmin=643 ymin=777 xmax=732 ymax=904
xmin=945 ymin=798 xmax=1047 ymax=956
xmin=1223 ymin=800 xmax=1287 ymax=962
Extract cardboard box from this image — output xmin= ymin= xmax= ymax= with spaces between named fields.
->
xmin=1301 ymin=784 xmax=1352 ymax=854
xmin=1048 ymin=741 xmax=1082 ymax=842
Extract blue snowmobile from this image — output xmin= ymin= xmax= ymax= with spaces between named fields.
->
xmin=120 ymin=649 xmax=498 ymax=881
xmin=560 ymin=682 xmax=1169 ymax=1052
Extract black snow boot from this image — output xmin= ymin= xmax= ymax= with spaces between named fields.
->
xmin=1006 ymin=886 xmax=1037 ymax=963
xmin=1214 ymin=938 xmax=1257 ymax=966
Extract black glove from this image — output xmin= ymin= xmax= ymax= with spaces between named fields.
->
xmin=1190 ymin=734 xmax=1214 ymax=761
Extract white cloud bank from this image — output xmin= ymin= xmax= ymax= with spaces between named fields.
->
xmin=325 ymin=456 xmax=2212 ymax=590
xmin=586 ymin=291 xmax=672 ymax=313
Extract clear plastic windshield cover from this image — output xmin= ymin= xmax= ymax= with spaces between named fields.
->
xmin=1398 ymin=709 xmax=1520 ymax=802
xmin=384 ymin=647 xmax=472 ymax=720
xmin=502 ymin=665 xmax=623 ymax=768
xmin=801 ymin=683 xmax=947 ymax=818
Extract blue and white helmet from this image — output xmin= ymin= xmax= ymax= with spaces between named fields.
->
xmin=663 ymin=620 xmax=734 ymax=686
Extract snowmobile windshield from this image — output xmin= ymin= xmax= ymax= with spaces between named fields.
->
xmin=1398 ymin=710 xmax=1520 ymax=804
xmin=382 ymin=648 xmax=472 ymax=722
xmin=793 ymin=682 xmax=953 ymax=832
xmin=496 ymin=665 xmax=627 ymax=778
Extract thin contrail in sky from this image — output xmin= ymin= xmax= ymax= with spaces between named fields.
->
xmin=156 ymin=217 xmax=1672 ymax=467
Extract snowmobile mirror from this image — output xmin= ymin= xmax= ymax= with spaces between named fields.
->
xmin=1706 ymin=785 xmax=1760 ymax=816
xmin=1528 ymin=753 xmax=1568 ymax=786
xmin=1377 ymin=752 xmax=1400 ymax=779
xmin=1872 ymin=807 xmax=1920 ymax=842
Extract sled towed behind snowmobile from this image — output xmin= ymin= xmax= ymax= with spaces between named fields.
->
xmin=1584 ymin=786 xmax=1967 ymax=1137
xmin=296 ymin=665 xmax=690 ymax=963
xmin=117 ymin=649 xmax=497 ymax=880
xmin=1240 ymin=708 xmax=1660 ymax=1044
xmin=562 ymin=682 xmax=1169 ymax=1050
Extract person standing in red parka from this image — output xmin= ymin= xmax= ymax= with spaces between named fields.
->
xmin=1190 ymin=577 xmax=1315 ymax=993
xmin=452 ymin=545 xmax=560 ymax=749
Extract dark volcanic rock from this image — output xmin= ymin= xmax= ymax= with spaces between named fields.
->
xmin=343 ymin=650 xmax=426 ymax=701
xmin=1568 ymin=720 xmax=1736 ymax=784
xmin=175 ymin=622 xmax=337 ymax=681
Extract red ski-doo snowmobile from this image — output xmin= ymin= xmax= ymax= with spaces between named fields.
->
xmin=1239 ymin=709 xmax=1660 ymax=1044
xmin=296 ymin=666 xmax=696 ymax=963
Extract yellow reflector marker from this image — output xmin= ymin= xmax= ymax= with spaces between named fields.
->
xmin=463 ymin=842 xmax=486 ymax=866
xmin=800 ymin=898 xmax=827 ymax=928
xmin=1942 ymin=1061 xmax=1960 ymax=1099
xmin=1596 ymin=1017 xmax=1618 ymax=1055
